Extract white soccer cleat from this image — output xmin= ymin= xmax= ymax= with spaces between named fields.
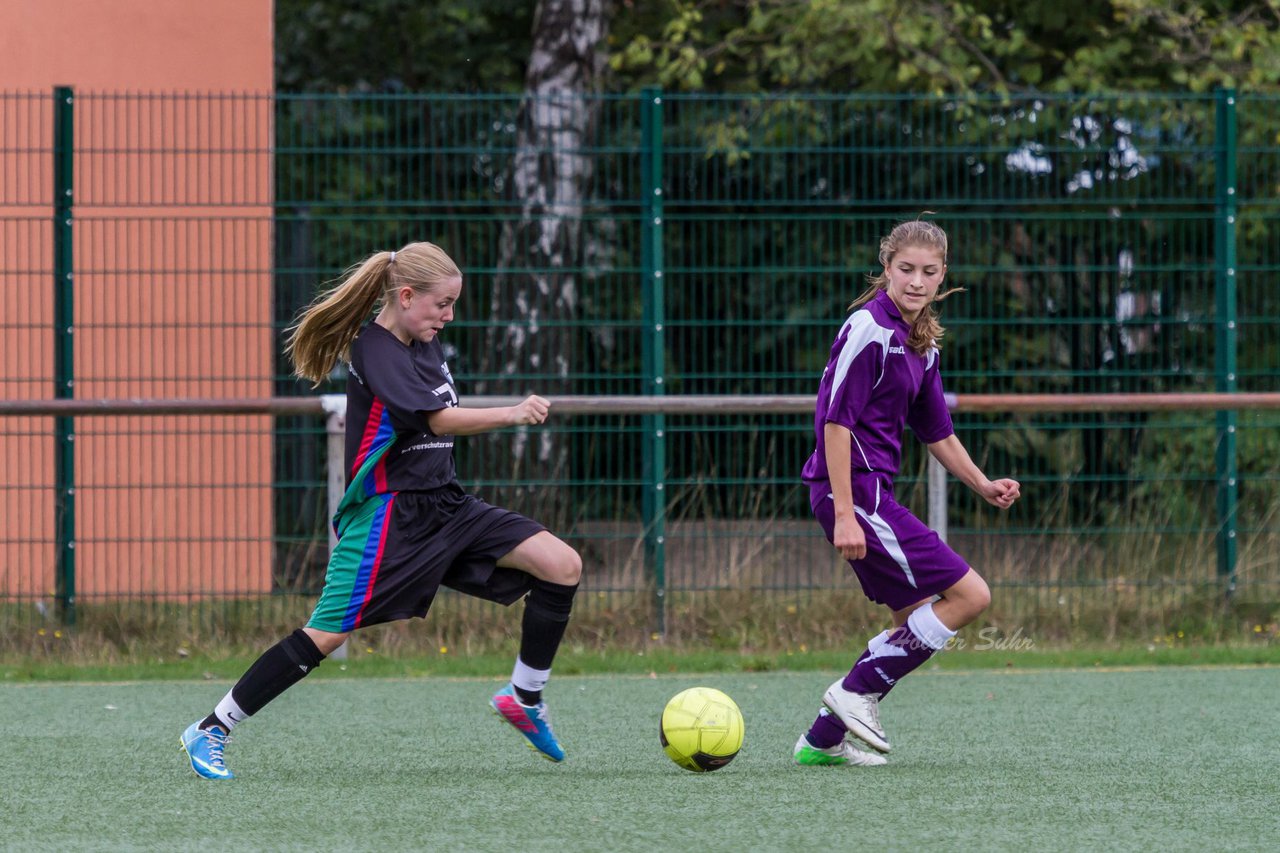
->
xmin=822 ymin=680 xmax=891 ymax=754
xmin=837 ymin=736 xmax=890 ymax=766
xmin=792 ymin=734 xmax=888 ymax=767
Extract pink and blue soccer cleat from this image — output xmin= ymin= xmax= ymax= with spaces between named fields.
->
xmin=489 ymin=683 xmax=565 ymax=762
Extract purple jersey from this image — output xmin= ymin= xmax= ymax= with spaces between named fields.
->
xmin=802 ymin=290 xmax=954 ymax=484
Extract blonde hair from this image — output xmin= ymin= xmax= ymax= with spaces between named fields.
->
xmin=848 ymin=218 xmax=963 ymax=356
xmin=286 ymin=241 xmax=462 ymax=385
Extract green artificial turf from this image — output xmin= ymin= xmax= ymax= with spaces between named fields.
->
xmin=2 ymin=667 xmax=1277 ymax=851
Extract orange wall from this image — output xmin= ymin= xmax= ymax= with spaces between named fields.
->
xmin=0 ymin=0 xmax=271 ymax=89
xmin=1 ymin=1 xmax=275 ymax=602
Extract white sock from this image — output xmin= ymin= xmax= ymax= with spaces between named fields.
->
xmin=213 ymin=691 xmax=248 ymax=731
xmin=865 ymin=629 xmax=892 ymax=656
xmin=907 ymin=602 xmax=957 ymax=651
xmin=511 ymin=659 xmax=551 ymax=703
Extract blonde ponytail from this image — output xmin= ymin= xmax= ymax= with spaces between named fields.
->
xmin=286 ymin=242 xmax=462 ymax=386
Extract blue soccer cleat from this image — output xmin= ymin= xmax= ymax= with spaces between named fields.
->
xmin=489 ymin=684 xmax=565 ymax=763
xmin=180 ymin=721 xmax=235 ymax=779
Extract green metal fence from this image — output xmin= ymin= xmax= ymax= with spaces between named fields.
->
xmin=2 ymin=89 xmax=1278 ymax=647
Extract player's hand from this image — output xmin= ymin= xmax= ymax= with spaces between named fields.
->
xmin=509 ymin=394 xmax=550 ymax=426
xmin=981 ymin=477 xmax=1021 ymax=509
xmin=833 ymin=513 xmax=867 ymax=561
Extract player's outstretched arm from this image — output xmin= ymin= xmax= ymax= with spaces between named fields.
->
xmin=427 ymin=394 xmax=550 ymax=436
xmin=926 ymin=434 xmax=1020 ymax=510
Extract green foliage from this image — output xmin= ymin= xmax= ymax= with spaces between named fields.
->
xmin=275 ymin=0 xmax=534 ymax=92
xmin=610 ymin=0 xmax=1280 ymax=95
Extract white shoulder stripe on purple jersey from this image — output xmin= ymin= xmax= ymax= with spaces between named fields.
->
xmin=828 ymin=311 xmax=895 ymax=410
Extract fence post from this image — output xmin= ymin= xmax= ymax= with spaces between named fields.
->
xmin=640 ymin=88 xmax=667 ymax=636
xmin=1214 ymin=88 xmax=1239 ymax=598
xmin=321 ymin=394 xmax=348 ymax=659
xmin=53 ymin=85 xmax=76 ymax=626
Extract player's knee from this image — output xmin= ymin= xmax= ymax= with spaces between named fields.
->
xmin=968 ymin=574 xmax=992 ymax=615
xmin=303 ymin=627 xmax=349 ymax=657
xmin=553 ymin=545 xmax=582 ymax=586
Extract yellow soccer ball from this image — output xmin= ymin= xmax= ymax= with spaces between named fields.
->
xmin=659 ymin=687 xmax=745 ymax=772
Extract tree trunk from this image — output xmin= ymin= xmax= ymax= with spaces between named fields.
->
xmin=480 ymin=0 xmax=610 ymax=521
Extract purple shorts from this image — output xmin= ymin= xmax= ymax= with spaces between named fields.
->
xmin=809 ymin=473 xmax=969 ymax=611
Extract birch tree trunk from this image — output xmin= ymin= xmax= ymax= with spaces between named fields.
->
xmin=480 ymin=0 xmax=610 ymax=521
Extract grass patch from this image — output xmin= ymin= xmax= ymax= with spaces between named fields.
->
xmin=3 ymin=642 xmax=1278 ymax=683
xmin=3 ymin=585 xmax=1276 ymax=676
xmin=7 ymin=446 xmax=1278 ymax=669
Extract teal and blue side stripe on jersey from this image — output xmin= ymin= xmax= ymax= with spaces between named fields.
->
xmin=308 ymin=441 xmax=396 ymax=633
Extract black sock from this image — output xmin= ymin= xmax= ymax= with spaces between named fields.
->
xmin=198 ymin=713 xmax=226 ymax=732
xmin=215 ymin=628 xmax=325 ymax=723
xmin=515 ymin=579 xmax=578 ymax=704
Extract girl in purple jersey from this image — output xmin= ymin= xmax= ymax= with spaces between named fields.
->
xmin=793 ymin=219 xmax=1021 ymax=767
xmin=180 ymin=241 xmax=581 ymax=779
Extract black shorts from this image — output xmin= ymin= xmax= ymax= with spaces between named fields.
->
xmin=306 ymin=484 xmax=545 ymax=632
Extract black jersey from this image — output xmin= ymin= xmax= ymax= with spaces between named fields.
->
xmin=343 ymin=323 xmax=459 ymax=497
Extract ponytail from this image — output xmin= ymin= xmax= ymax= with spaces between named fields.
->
xmin=285 ymin=242 xmax=462 ymax=386
xmin=286 ymin=252 xmax=394 ymax=386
